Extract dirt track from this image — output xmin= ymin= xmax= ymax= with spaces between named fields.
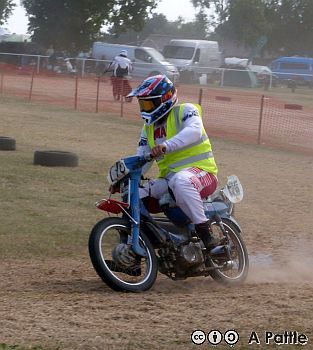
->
xmin=1 ymin=93 xmax=313 ymax=349
xmin=1 ymin=135 xmax=313 ymax=349
xmin=1 ymin=255 xmax=313 ymax=350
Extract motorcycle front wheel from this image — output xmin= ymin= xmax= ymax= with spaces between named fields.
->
xmin=88 ymin=217 xmax=158 ymax=292
xmin=207 ymin=219 xmax=249 ymax=286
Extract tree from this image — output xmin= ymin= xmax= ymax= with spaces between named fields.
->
xmin=265 ymin=0 xmax=313 ymax=55
xmin=219 ymin=0 xmax=268 ymax=46
xmin=192 ymin=0 xmax=229 ymax=24
xmin=192 ymin=0 xmax=269 ymax=46
xmin=105 ymin=12 xmax=212 ymax=47
xmin=191 ymin=0 xmax=313 ymax=56
xmin=21 ymin=0 xmax=159 ymax=51
xmin=0 ymin=0 xmax=15 ymax=25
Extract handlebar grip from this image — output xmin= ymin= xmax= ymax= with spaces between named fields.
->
xmin=144 ymin=153 xmax=154 ymax=162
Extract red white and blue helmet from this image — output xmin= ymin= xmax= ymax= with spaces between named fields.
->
xmin=127 ymin=75 xmax=177 ymax=125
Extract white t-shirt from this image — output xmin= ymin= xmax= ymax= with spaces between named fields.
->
xmin=110 ymin=55 xmax=132 ymax=76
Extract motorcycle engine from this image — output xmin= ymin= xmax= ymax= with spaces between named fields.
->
xmin=158 ymin=240 xmax=205 ymax=279
xmin=179 ymin=241 xmax=205 ymax=266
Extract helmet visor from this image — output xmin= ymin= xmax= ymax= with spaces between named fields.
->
xmin=138 ymin=97 xmax=162 ymax=113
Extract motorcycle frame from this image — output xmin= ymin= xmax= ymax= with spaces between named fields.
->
xmin=120 ymin=155 xmax=149 ymax=257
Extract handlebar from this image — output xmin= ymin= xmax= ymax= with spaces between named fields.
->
xmin=143 ymin=148 xmax=166 ymax=163
xmin=143 ymin=153 xmax=154 ymax=162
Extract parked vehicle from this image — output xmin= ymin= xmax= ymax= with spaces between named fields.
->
xmin=270 ymin=56 xmax=313 ymax=86
xmin=220 ymin=64 xmax=258 ymax=88
xmin=163 ymin=39 xmax=222 ymax=83
xmin=248 ymin=65 xmax=279 ymax=87
xmin=88 ymin=154 xmax=249 ymax=292
xmin=92 ymin=42 xmax=179 ymax=82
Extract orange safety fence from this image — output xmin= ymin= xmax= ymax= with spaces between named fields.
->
xmin=0 ymin=66 xmax=312 ymax=155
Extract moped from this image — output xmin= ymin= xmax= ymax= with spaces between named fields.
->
xmin=88 ymin=154 xmax=249 ymax=292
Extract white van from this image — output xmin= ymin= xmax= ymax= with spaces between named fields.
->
xmin=92 ymin=42 xmax=179 ymax=81
xmin=163 ymin=39 xmax=222 ymax=83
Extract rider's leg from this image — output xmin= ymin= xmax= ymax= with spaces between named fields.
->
xmin=139 ymin=178 xmax=168 ymax=199
xmin=139 ymin=178 xmax=169 ymax=214
xmin=168 ymin=168 xmax=219 ymax=249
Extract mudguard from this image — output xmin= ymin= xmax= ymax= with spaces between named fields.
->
xmin=204 ymin=201 xmax=229 ymax=219
xmin=219 ymin=215 xmax=242 ymax=234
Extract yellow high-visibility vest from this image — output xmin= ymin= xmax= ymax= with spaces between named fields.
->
xmin=144 ymin=103 xmax=218 ymax=178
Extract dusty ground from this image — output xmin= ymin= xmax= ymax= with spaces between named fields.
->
xmin=0 ymin=96 xmax=312 ymax=350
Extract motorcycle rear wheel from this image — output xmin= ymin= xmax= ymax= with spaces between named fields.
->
xmin=207 ymin=219 xmax=249 ymax=286
xmin=89 ymin=217 xmax=158 ymax=292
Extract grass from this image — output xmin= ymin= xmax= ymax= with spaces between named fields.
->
xmin=0 ymin=94 xmax=311 ymax=259
xmin=0 ymin=96 xmax=145 ymax=259
xmin=1 ymin=95 xmax=312 ymax=350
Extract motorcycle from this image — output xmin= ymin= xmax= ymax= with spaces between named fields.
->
xmin=88 ymin=154 xmax=249 ymax=292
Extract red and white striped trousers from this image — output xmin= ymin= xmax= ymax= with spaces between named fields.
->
xmin=139 ymin=167 xmax=218 ymax=224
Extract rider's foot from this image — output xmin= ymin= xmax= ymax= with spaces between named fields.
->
xmin=206 ymin=237 xmax=221 ymax=251
xmin=195 ymin=221 xmax=220 ymax=251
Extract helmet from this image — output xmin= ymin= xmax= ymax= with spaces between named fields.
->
xmin=127 ymin=75 xmax=177 ymax=125
xmin=119 ymin=50 xmax=128 ymax=57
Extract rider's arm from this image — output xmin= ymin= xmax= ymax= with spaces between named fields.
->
xmin=137 ymin=127 xmax=153 ymax=174
xmin=105 ymin=59 xmax=115 ymax=74
xmin=127 ymin=58 xmax=133 ymax=72
xmin=163 ymin=104 xmax=203 ymax=153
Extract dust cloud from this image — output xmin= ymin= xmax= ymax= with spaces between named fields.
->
xmin=248 ymin=238 xmax=313 ymax=284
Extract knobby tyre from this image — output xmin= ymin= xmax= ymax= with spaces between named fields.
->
xmin=208 ymin=219 xmax=249 ymax=286
xmin=88 ymin=217 xmax=158 ymax=292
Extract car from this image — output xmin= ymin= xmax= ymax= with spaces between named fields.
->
xmin=270 ymin=56 xmax=313 ymax=87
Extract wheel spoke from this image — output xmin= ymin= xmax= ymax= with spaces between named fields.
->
xmin=209 ymin=221 xmax=248 ymax=283
xmin=99 ymin=225 xmax=152 ymax=285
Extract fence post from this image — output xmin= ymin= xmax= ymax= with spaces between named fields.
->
xmin=37 ymin=55 xmax=41 ymax=74
xmin=82 ymin=59 xmax=86 ymax=78
xmin=0 ymin=69 xmax=4 ymax=94
xmin=198 ymin=88 xmax=203 ymax=106
xmin=96 ymin=75 xmax=100 ymax=113
xmin=220 ymin=69 xmax=225 ymax=87
xmin=74 ymin=74 xmax=79 ymax=110
xmin=257 ymin=95 xmax=265 ymax=145
xmin=28 ymin=66 xmax=36 ymax=101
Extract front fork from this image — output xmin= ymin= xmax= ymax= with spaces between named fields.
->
xmin=211 ymin=214 xmax=232 ymax=261
xmin=128 ymin=170 xmax=147 ymax=257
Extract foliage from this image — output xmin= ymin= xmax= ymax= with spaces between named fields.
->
xmin=191 ymin=0 xmax=313 ymax=56
xmin=104 ymin=12 xmax=212 ymax=46
xmin=265 ymin=0 xmax=313 ymax=55
xmin=0 ymin=0 xmax=14 ymax=25
xmin=21 ymin=0 xmax=159 ymax=51
xmin=218 ymin=0 xmax=269 ymax=46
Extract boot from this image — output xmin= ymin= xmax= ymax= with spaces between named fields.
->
xmin=195 ymin=221 xmax=220 ymax=251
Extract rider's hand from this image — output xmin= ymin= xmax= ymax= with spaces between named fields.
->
xmin=109 ymin=184 xmax=120 ymax=194
xmin=151 ymin=144 xmax=166 ymax=158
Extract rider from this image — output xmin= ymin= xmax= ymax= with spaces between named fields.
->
xmin=127 ymin=74 xmax=219 ymax=250
xmin=107 ymin=50 xmax=133 ymax=100
xmin=108 ymin=50 xmax=132 ymax=78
